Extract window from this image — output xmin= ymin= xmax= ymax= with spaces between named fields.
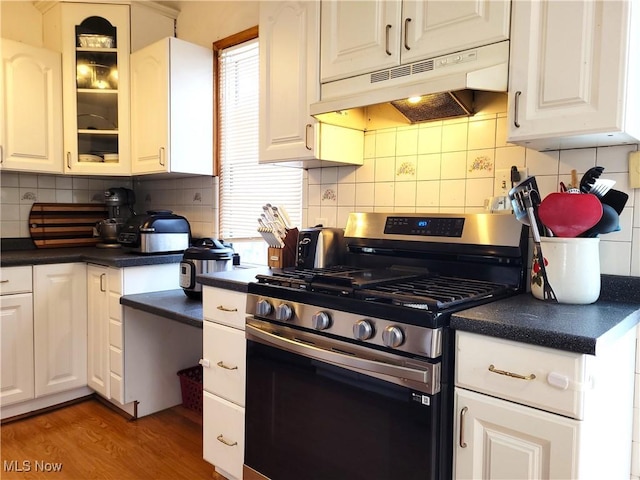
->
xmin=216 ymin=29 xmax=302 ymax=265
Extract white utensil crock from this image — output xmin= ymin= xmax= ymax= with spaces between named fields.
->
xmin=531 ymin=237 xmax=600 ymax=304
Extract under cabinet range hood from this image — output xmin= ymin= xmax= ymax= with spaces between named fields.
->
xmin=310 ymin=41 xmax=509 ymax=130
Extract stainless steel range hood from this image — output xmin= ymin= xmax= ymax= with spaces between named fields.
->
xmin=310 ymin=41 xmax=509 ymax=130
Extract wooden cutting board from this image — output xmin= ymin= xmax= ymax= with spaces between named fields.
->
xmin=29 ymin=203 xmax=109 ymax=248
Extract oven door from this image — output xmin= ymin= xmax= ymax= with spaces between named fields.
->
xmin=244 ymin=320 xmax=443 ymax=480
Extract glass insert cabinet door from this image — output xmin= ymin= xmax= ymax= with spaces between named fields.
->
xmin=55 ymin=3 xmax=131 ymax=175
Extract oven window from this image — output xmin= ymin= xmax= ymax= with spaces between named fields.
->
xmin=245 ymin=341 xmax=441 ymax=480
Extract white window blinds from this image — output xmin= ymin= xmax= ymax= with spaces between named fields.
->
xmin=218 ymin=39 xmax=302 ymax=240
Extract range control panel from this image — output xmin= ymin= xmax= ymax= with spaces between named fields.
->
xmin=384 ymin=216 xmax=465 ymax=237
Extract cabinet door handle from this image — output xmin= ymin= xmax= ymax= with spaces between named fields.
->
xmin=99 ymin=273 xmax=106 ymax=292
xmin=216 ymin=361 xmax=238 ymax=371
xmin=305 ymin=123 xmax=313 ymax=150
xmin=0 ymin=279 xmax=9 ymax=284
xmin=488 ymin=364 xmax=536 ymax=380
xmin=0 ymin=145 xmax=4 ymax=163
xmin=404 ymin=18 xmax=412 ymax=50
xmin=459 ymin=406 xmax=468 ymax=448
xmin=514 ymin=91 xmax=522 ymax=128
xmin=159 ymin=147 xmax=165 ymax=166
xmin=216 ymin=434 xmax=238 ymax=447
xmin=66 ymin=152 xmax=71 ymax=169
xmin=385 ymin=24 xmax=392 ymax=55
xmin=217 ymin=305 xmax=238 ymax=312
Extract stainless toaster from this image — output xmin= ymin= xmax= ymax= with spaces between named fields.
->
xmin=295 ymin=227 xmax=345 ymax=269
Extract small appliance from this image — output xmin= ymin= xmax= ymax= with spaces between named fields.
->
xmin=117 ymin=210 xmax=190 ymax=253
xmin=95 ymin=187 xmax=135 ymax=248
xmin=295 ymin=226 xmax=345 ymax=269
xmin=180 ymin=238 xmax=235 ymax=299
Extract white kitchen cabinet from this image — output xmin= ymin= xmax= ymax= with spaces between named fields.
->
xmin=202 ymin=286 xmax=247 ymax=480
xmin=320 ymin=0 xmax=511 ymax=83
xmin=42 ymin=3 xmax=131 ymax=175
xmin=87 ymin=264 xmax=110 ymax=398
xmin=507 ymin=0 xmax=640 ymax=150
xmin=131 ymin=37 xmax=213 ymax=175
xmin=454 ymin=330 xmax=636 ymax=480
xmin=259 ymin=0 xmax=363 ymax=168
xmin=0 ymin=267 xmax=34 ymax=407
xmin=33 ymin=263 xmax=87 ymax=397
xmin=0 ymin=39 xmax=63 ymax=174
xmin=106 ymin=263 xmax=179 ymax=416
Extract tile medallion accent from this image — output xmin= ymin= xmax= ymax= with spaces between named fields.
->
xmin=468 ymin=155 xmax=493 ymax=173
xmin=322 ymin=188 xmax=337 ymax=202
xmin=396 ymin=161 xmax=416 ymax=177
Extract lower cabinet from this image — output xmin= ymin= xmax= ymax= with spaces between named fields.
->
xmin=202 ymin=286 xmax=247 ymax=480
xmin=33 ymin=263 xmax=87 ymax=397
xmin=454 ymin=330 xmax=636 ymax=480
xmin=0 ymin=266 xmax=34 ymax=406
xmin=87 ymin=265 xmax=110 ymax=398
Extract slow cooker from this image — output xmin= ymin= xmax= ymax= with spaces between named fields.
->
xmin=180 ymin=238 xmax=235 ymax=299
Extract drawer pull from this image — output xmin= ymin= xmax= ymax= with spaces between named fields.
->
xmin=217 ymin=305 xmax=238 ymax=312
xmin=217 ymin=434 xmax=238 ymax=447
xmin=488 ymin=364 xmax=536 ymax=380
xmin=217 ymin=361 xmax=238 ymax=371
xmin=459 ymin=406 xmax=468 ymax=448
xmin=0 ymin=280 xmax=9 ymax=283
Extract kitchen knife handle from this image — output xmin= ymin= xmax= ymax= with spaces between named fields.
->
xmin=459 ymin=406 xmax=468 ymax=448
xmin=404 ymin=18 xmax=412 ymax=50
xmin=385 ymin=24 xmax=392 ymax=55
xmin=513 ymin=91 xmax=521 ymax=128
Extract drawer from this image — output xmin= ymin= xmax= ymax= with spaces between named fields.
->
xmin=203 ymin=321 xmax=246 ymax=406
xmin=203 ymin=391 xmax=244 ymax=480
xmin=456 ymin=331 xmax=591 ymax=419
xmin=0 ymin=266 xmax=32 ymax=295
xmin=203 ymin=287 xmax=246 ymax=330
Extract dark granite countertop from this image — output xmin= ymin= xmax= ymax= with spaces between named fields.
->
xmin=120 ymin=289 xmax=203 ymax=328
xmin=0 ymin=246 xmax=183 ymax=268
xmin=451 ymin=294 xmax=640 ymax=355
xmin=197 ymin=265 xmax=273 ymax=292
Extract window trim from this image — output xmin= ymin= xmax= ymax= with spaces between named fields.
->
xmin=212 ymin=26 xmax=259 ymax=177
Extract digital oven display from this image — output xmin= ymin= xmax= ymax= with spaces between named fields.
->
xmin=383 ymin=216 xmax=465 ymax=237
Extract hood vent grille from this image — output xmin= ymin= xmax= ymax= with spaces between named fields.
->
xmin=371 ymin=59 xmax=436 ymax=85
xmin=390 ymin=91 xmax=474 ymax=123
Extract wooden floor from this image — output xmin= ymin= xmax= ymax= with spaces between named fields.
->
xmin=1 ymin=398 xmax=227 ymax=479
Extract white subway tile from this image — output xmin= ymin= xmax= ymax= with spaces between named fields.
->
xmin=416 ymin=154 xmax=441 ymax=181
xmin=596 ymin=144 xmax=637 ymax=173
xmin=37 ymin=175 xmax=56 ymax=189
xmin=355 ymin=157 xmax=375 ymax=183
xmin=55 ymin=190 xmax=73 ymax=203
xmin=337 ymin=165 xmax=357 ymax=183
xmin=395 ymin=156 xmax=417 ymax=180
xmin=374 ymin=157 xmax=395 ymax=182
xmin=375 ymin=129 xmax=397 ymax=157
xmin=441 ymin=151 xmax=467 ymax=179
xmin=468 ymin=118 xmax=496 ymax=150
xmin=418 ymin=124 xmax=442 ymax=154
xmin=495 ymin=146 xmax=526 ymax=170
xmin=0 ymin=204 xmax=20 ymax=221
xmin=19 ymin=174 xmax=37 ymax=188
xmin=1 ymin=187 xmax=19 ymax=204
xmin=55 ymin=176 xmax=73 ymax=189
xmin=72 ymin=177 xmax=89 ymax=190
xmin=0 ymin=172 xmax=19 ymax=187
xmin=321 ymin=167 xmax=338 ymax=184
xmin=337 ymin=183 xmax=356 ymax=206
xmin=465 ymin=178 xmax=494 ymax=207
xmin=319 ymin=205 xmax=338 ymax=227
xmin=394 ymin=181 xmax=416 ymax=207
xmin=466 ymin=149 xmax=495 ymax=178
xmin=320 ymin=185 xmax=338 ymax=205
xmin=364 ymin=132 xmax=376 ymax=159
xmin=1 ymin=221 xmax=20 ymax=237
xmin=526 ymin=149 xmax=559 ymax=176
xmin=396 ymin=127 xmax=419 ymax=156
xmin=441 ymin=122 xmax=468 ymax=152
xmin=374 ymin=182 xmax=395 ymax=207
xmin=308 ymin=184 xmax=321 ymax=206
xmin=416 ymin=180 xmax=440 ymax=207
xmin=439 ymin=179 xmax=465 ymax=207
xmin=559 ymin=148 xmax=596 ymax=174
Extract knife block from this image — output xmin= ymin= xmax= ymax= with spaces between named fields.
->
xmin=267 ymin=228 xmax=298 ymax=269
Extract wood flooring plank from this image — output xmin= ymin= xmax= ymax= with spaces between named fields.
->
xmin=1 ymin=399 xmax=226 ymax=480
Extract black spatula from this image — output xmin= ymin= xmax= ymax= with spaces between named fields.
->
xmin=601 ymin=189 xmax=629 ymax=215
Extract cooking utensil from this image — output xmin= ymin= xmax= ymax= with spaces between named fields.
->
xmin=579 ymin=166 xmax=604 ymax=193
xmin=523 ymin=190 xmax=557 ymax=302
xmin=538 ymin=192 xmax=603 ymax=237
xmin=571 ymin=169 xmax=579 ymax=190
xmin=587 ymin=178 xmax=616 ymax=198
xmin=580 ymin=203 xmax=620 ymax=237
xmin=508 ymin=176 xmax=543 ymax=227
xmin=601 ymin=188 xmax=629 ymax=215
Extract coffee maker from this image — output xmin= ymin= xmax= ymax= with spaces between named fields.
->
xmin=95 ymin=187 xmax=135 ymax=248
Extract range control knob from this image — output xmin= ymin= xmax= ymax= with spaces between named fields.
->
xmin=353 ymin=320 xmax=374 ymax=341
xmin=382 ymin=325 xmax=404 ymax=348
xmin=275 ymin=304 xmax=294 ymax=322
xmin=311 ymin=311 xmax=332 ymax=330
xmin=256 ymin=299 xmax=273 ymax=316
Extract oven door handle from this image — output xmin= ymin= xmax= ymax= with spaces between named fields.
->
xmin=246 ymin=323 xmax=431 ymax=384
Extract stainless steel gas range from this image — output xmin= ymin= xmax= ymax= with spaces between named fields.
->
xmin=243 ymin=212 xmax=528 ymax=480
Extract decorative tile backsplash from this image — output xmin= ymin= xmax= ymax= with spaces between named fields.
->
xmin=303 ymin=104 xmax=640 ymax=278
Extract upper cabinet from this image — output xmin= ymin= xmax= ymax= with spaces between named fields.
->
xmin=320 ymin=0 xmax=511 ymax=83
xmin=259 ymin=1 xmax=363 ymax=168
xmin=131 ymin=37 xmax=213 ymax=176
xmin=507 ymin=0 xmax=640 ymax=150
xmin=43 ymin=3 xmax=131 ymax=175
xmin=0 ymin=39 xmax=63 ymax=174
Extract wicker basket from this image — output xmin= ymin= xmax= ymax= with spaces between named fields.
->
xmin=177 ymin=365 xmax=203 ymax=413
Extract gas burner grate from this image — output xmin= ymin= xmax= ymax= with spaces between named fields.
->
xmin=358 ymin=276 xmax=509 ymax=310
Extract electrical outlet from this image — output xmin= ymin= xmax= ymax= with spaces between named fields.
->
xmin=630 ymin=151 xmax=640 ymax=189
xmin=494 ymin=167 xmax=527 ymax=195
